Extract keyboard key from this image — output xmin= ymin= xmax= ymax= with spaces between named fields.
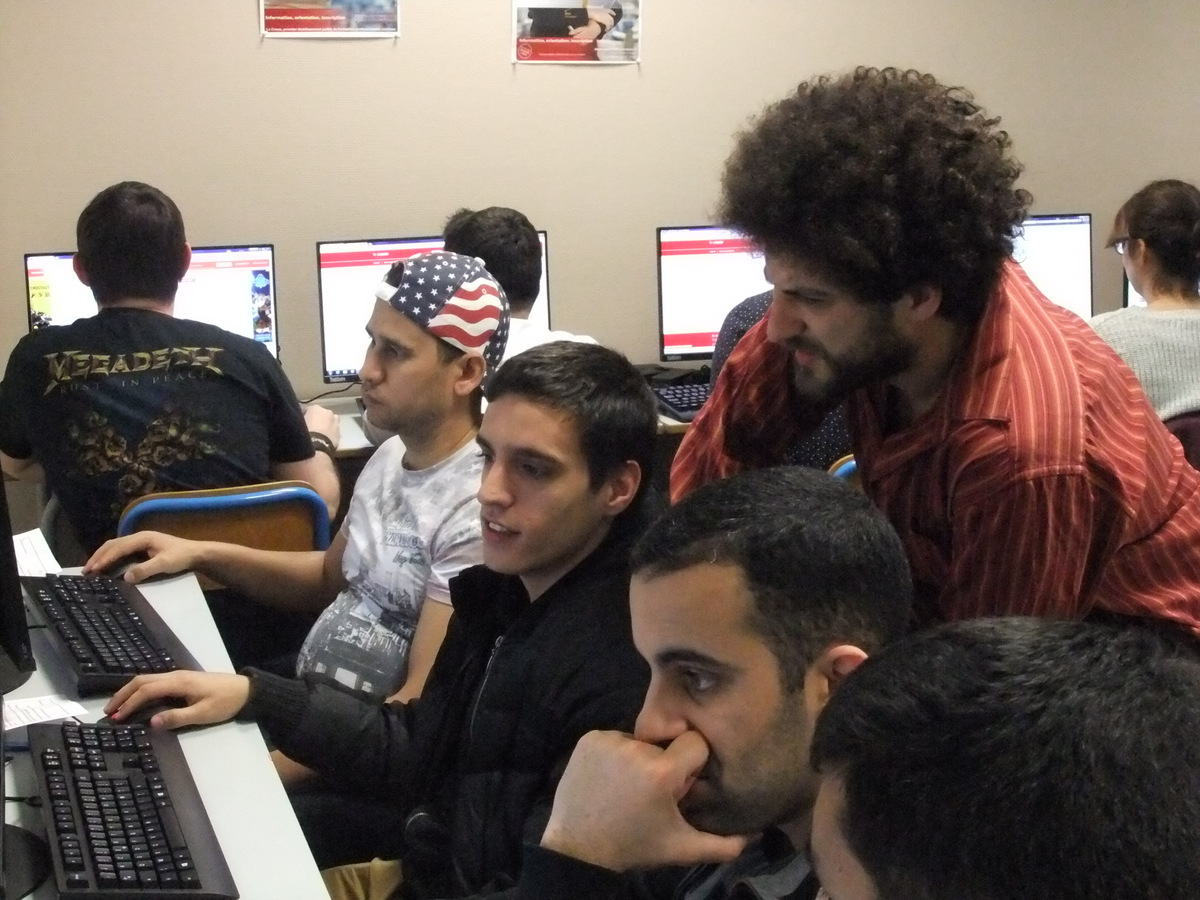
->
xmin=652 ymin=382 xmax=711 ymax=423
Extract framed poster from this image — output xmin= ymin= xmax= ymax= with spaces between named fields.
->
xmin=514 ymin=2 xmax=641 ymax=64
xmin=261 ymin=0 xmax=399 ymax=37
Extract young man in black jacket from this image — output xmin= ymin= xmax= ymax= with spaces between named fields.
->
xmin=102 ymin=341 xmax=660 ymax=900
xmin=516 ymin=466 xmax=913 ymax=900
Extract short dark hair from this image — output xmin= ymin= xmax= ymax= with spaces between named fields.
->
xmin=443 ymin=207 xmax=542 ymax=313
xmin=1110 ymin=179 xmax=1200 ymax=294
xmin=719 ymin=66 xmax=1031 ymax=325
xmin=75 ymin=181 xmax=189 ymax=305
xmin=486 ymin=342 xmax=657 ymax=505
xmin=631 ymin=467 xmax=912 ymax=691
xmin=812 ymin=618 xmax=1200 ymax=899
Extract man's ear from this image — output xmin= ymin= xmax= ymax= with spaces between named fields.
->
xmin=598 ymin=460 xmax=642 ymax=517
xmin=805 ymin=644 xmax=869 ymax=712
xmin=454 ymin=354 xmax=487 ymax=398
xmin=72 ymin=253 xmax=91 ymax=286
xmin=177 ymin=243 xmax=192 ymax=281
xmin=898 ymin=283 xmax=943 ymax=324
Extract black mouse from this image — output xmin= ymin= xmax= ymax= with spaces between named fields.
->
xmin=97 ymin=696 xmax=188 ymax=728
xmin=95 ymin=550 xmax=151 ymax=578
xmin=95 ymin=551 xmax=178 ymax=584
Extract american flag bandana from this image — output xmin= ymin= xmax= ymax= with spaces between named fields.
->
xmin=375 ymin=250 xmax=510 ymax=375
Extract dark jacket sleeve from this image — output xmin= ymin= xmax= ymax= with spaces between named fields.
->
xmin=512 ymin=844 xmax=689 ymax=900
xmin=242 ymin=668 xmax=425 ymax=799
xmin=513 ymin=845 xmax=629 ymax=900
xmin=497 ymin=604 xmax=654 ymax=900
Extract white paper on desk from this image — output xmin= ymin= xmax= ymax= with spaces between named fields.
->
xmin=13 ymin=528 xmax=61 ymax=576
xmin=3 ymin=695 xmax=87 ymax=731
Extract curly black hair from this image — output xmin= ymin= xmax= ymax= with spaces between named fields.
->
xmin=718 ymin=67 xmax=1031 ymax=325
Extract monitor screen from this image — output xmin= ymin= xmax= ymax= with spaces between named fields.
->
xmin=0 ymin=477 xmax=35 ymax=694
xmin=24 ymin=245 xmax=281 ymax=358
xmin=656 ymin=225 xmax=772 ymax=362
xmin=1011 ymin=213 xmax=1093 ymax=319
xmin=0 ymin=478 xmax=50 ymax=896
xmin=316 ymin=232 xmax=551 ymax=383
xmin=1123 ymin=273 xmax=1148 ymax=308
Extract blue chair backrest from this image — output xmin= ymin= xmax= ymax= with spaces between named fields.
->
xmin=117 ymin=482 xmax=331 ymax=550
xmin=830 ymin=457 xmax=857 ymax=480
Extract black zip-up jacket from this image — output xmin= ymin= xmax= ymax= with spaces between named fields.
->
xmin=243 ymin=512 xmax=652 ymax=900
xmin=513 ymin=829 xmax=819 ymax=900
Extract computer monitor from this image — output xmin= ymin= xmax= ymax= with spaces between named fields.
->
xmin=656 ymin=225 xmax=772 ymax=362
xmin=1011 ymin=213 xmax=1094 ymax=319
xmin=0 ymin=478 xmax=50 ymax=898
xmin=23 ymin=245 xmax=281 ymax=359
xmin=1123 ymin=273 xmax=1148 ymax=308
xmin=1122 ymin=270 xmax=1200 ymax=307
xmin=0 ymin=480 xmax=34 ymax=694
xmin=316 ymin=232 xmax=551 ymax=383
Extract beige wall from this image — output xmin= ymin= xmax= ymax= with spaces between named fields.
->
xmin=3 ymin=0 xmax=1200 ymax=412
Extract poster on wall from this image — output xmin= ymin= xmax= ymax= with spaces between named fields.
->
xmin=260 ymin=0 xmax=399 ymax=37
xmin=513 ymin=2 xmax=641 ymax=64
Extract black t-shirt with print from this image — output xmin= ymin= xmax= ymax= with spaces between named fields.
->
xmin=0 ymin=307 xmax=314 ymax=552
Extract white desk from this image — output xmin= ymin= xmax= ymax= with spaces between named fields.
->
xmin=6 ymin=573 xmax=330 ymax=900
xmin=336 ymin=413 xmax=372 ymax=456
xmin=314 ymin=397 xmax=373 ymax=457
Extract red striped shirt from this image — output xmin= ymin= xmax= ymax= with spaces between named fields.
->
xmin=673 ymin=261 xmax=1200 ymax=635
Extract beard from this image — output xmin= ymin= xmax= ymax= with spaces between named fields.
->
xmin=364 ymin=399 xmax=442 ymax=443
xmin=782 ymin=310 xmax=917 ymax=408
xmin=676 ymin=702 xmax=817 ymax=839
xmin=679 ymin=773 xmax=812 ymax=838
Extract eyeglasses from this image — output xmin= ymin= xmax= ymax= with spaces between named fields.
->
xmin=1112 ymin=238 xmax=1129 ymax=256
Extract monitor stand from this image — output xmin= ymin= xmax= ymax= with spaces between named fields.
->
xmin=2 ymin=690 xmax=51 ymax=898
xmin=2 ymin=825 xmax=50 ymax=899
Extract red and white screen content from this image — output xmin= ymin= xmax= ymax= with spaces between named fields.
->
xmin=657 ymin=227 xmax=771 ymax=359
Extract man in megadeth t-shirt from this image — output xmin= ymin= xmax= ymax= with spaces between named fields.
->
xmin=0 ymin=181 xmax=339 ymax=556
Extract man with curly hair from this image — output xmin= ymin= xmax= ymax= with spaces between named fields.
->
xmin=672 ymin=67 xmax=1200 ymax=638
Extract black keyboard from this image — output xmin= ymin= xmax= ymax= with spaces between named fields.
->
xmin=28 ymin=721 xmax=238 ymax=899
xmin=652 ymin=383 xmax=711 ymax=423
xmin=21 ymin=574 xmax=202 ymax=697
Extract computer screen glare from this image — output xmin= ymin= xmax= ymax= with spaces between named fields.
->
xmin=1011 ymin=214 xmax=1093 ymax=319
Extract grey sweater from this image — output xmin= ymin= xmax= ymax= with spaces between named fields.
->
xmin=1089 ymin=307 xmax=1200 ymax=420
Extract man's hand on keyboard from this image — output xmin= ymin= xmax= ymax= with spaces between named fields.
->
xmin=106 ymin=671 xmax=251 ymax=730
xmin=85 ymin=531 xmax=202 ymax=584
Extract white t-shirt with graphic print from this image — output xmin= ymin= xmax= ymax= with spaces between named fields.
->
xmin=295 ymin=437 xmax=483 ymax=697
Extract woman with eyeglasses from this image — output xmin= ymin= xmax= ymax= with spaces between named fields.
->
xmin=1090 ymin=179 xmax=1200 ymax=421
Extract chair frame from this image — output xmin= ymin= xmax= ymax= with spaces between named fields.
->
xmin=117 ymin=481 xmax=331 ymax=551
